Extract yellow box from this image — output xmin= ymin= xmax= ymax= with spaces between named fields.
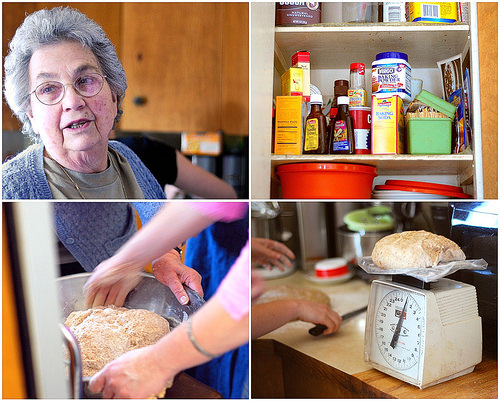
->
xmin=281 ymin=67 xmax=303 ymax=97
xmin=181 ymin=131 xmax=222 ymax=156
xmin=371 ymin=95 xmax=405 ymax=154
xmin=274 ymin=96 xmax=303 ymax=155
xmin=408 ymin=2 xmax=458 ymax=23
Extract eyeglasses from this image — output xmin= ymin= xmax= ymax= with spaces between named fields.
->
xmin=30 ymin=72 xmax=107 ymax=105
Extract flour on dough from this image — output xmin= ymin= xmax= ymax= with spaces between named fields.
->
xmin=254 ymin=284 xmax=330 ymax=306
xmin=64 ymin=305 xmax=170 ymax=378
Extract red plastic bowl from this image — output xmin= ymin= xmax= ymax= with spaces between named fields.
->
xmin=276 ymin=163 xmax=377 ymax=199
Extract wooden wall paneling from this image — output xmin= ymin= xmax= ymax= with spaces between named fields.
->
xmin=120 ymin=2 xmax=222 ymax=132
xmin=2 ymin=3 xmax=37 ymax=131
xmin=477 ymin=2 xmax=498 ymax=199
xmin=221 ymin=3 xmax=249 ymax=136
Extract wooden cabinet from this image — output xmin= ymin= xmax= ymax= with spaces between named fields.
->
xmin=120 ymin=3 xmax=248 ymax=135
xmin=251 ymin=3 xmax=491 ymax=199
xmin=2 ymin=3 xmax=248 ymax=136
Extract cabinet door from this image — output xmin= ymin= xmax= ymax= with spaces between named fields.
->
xmin=119 ymin=3 xmax=248 ymax=135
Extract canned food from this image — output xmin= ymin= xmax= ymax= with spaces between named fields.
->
xmin=349 ymin=106 xmax=371 ymax=154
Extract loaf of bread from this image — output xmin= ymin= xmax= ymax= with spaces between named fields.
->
xmin=65 ymin=306 xmax=170 ymax=378
xmin=371 ymin=230 xmax=466 ymax=270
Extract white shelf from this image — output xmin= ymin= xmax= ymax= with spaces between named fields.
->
xmin=275 ymin=23 xmax=470 ymax=73
xmin=271 ymin=154 xmax=474 ymax=183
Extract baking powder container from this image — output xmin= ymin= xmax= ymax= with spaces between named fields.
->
xmin=349 ymin=106 xmax=371 ymax=154
xmin=372 ymin=52 xmax=411 ymax=102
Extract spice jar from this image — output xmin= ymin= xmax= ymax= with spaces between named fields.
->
xmin=348 ymin=63 xmax=367 ymax=106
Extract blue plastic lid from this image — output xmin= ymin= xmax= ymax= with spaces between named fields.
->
xmin=375 ymin=52 xmax=408 ymax=62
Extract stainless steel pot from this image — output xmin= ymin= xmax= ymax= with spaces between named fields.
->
xmin=57 ymin=272 xmax=205 ymax=398
xmin=337 ymin=225 xmax=393 ymax=265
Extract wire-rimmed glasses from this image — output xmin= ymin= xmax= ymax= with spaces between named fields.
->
xmin=30 ymin=72 xmax=107 ymax=105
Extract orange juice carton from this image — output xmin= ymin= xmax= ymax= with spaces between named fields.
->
xmin=274 ymin=96 xmax=303 ymax=155
xmin=281 ymin=67 xmax=303 ymax=97
xmin=292 ymin=51 xmax=310 ymax=101
xmin=371 ymin=94 xmax=405 ymax=154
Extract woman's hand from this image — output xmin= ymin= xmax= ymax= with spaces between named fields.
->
xmin=84 ymin=257 xmax=143 ymax=308
xmin=251 ymin=238 xmax=295 ymax=271
xmin=152 ymin=251 xmax=204 ymax=305
xmin=295 ymin=299 xmax=342 ymax=335
xmin=88 ymin=345 xmax=175 ymax=399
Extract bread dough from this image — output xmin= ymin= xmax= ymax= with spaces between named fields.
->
xmin=371 ymin=230 xmax=466 ymax=269
xmin=254 ymin=284 xmax=330 ymax=306
xmin=65 ymin=306 xmax=170 ymax=378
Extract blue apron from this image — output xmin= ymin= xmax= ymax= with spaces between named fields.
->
xmin=184 ymin=213 xmax=249 ymax=399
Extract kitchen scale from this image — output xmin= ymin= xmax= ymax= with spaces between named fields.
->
xmin=362 ymin=259 xmax=486 ymax=389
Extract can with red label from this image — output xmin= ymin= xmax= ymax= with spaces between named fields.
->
xmin=349 ymin=106 xmax=371 ymax=154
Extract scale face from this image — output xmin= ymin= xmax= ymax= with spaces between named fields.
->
xmin=364 ymin=278 xmax=482 ymax=389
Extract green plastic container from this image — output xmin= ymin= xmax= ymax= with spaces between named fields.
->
xmin=406 ymin=90 xmax=457 ymax=155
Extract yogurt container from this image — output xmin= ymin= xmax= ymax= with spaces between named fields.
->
xmin=372 ymin=52 xmax=411 ymax=102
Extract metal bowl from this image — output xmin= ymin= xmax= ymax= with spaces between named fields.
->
xmin=57 ymin=272 xmax=205 ymax=328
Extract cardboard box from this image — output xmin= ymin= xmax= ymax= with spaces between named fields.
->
xmin=292 ymin=51 xmax=310 ymax=101
xmin=274 ymin=96 xmax=303 ymax=155
xmin=181 ymin=131 xmax=222 ymax=156
xmin=371 ymin=95 xmax=405 ymax=154
xmin=281 ymin=67 xmax=303 ymax=97
xmin=407 ymin=2 xmax=458 ymax=23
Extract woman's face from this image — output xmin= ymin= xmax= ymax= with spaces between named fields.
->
xmin=27 ymin=41 xmax=117 ymax=161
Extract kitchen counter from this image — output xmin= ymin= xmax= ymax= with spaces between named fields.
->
xmin=252 ymin=270 xmax=498 ymax=399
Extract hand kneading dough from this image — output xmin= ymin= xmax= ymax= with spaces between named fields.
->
xmin=64 ymin=305 xmax=171 ymax=395
xmin=371 ymin=230 xmax=466 ymax=269
xmin=255 ymin=284 xmax=330 ymax=306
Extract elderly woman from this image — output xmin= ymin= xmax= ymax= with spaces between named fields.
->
xmin=3 ymin=6 xmax=236 ymax=199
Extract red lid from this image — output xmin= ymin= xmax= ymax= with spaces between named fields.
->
xmin=292 ymin=51 xmax=310 ymax=63
xmin=329 ymin=107 xmax=338 ymax=117
xmin=385 ymin=180 xmax=464 ymax=193
xmin=350 ymin=63 xmax=365 ymax=74
xmin=277 ymin=163 xmax=377 ymax=175
xmin=375 ymin=184 xmax=472 ymax=198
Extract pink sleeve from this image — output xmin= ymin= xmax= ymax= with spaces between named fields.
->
xmin=189 ymin=202 xmax=248 ymax=222
xmin=215 ymin=242 xmax=249 ymax=321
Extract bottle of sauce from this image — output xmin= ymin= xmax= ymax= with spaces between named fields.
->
xmin=348 ymin=63 xmax=367 ymax=106
xmin=303 ymin=94 xmax=328 ymax=154
xmin=329 ymin=96 xmax=355 ymax=154
xmin=333 ymin=79 xmax=349 ymax=107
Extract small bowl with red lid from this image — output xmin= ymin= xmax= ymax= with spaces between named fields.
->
xmin=307 ymin=257 xmax=353 ymax=284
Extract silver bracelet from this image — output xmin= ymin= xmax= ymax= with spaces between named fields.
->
xmin=186 ymin=317 xmax=218 ymax=360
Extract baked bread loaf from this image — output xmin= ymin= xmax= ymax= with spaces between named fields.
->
xmin=371 ymin=230 xmax=465 ymax=269
xmin=65 ymin=305 xmax=170 ymax=378
xmin=254 ymin=284 xmax=330 ymax=306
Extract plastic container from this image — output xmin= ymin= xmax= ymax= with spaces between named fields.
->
xmin=342 ymin=2 xmax=378 ymax=22
xmin=406 ymin=89 xmax=457 ymax=154
xmin=314 ymin=258 xmax=351 ymax=280
xmin=276 ymin=163 xmax=377 ymax=199
xmin=372 ymin=52 xmax=411 ymax=102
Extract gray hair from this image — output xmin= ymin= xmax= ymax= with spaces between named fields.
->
xmin=4 ymin=6 xmax=127 ymax=140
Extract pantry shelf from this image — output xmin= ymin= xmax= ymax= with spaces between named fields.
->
xmin=270 ymin=153 xmax=474 ymax=177
xmin=274 ymin=23 xmax=470 ymax=73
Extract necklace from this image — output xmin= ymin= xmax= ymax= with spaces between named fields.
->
xmin=49 ymin=153 xmax=128 ymax=199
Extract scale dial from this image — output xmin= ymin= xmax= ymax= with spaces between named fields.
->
xmin=375 ymin=290 xmax=424 ymax=371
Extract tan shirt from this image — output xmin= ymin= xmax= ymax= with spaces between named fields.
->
xmin=44 ymin=147 xmax=145 ymax=199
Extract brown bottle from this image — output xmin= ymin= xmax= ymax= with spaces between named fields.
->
xmin=329 ymin=96 xmax=355 ymax=154
xmin=303 ymin=94 xmax=328 ymax=154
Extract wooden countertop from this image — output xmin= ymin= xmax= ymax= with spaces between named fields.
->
xmin=252 ymin=271 xmax=498 ymax=398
